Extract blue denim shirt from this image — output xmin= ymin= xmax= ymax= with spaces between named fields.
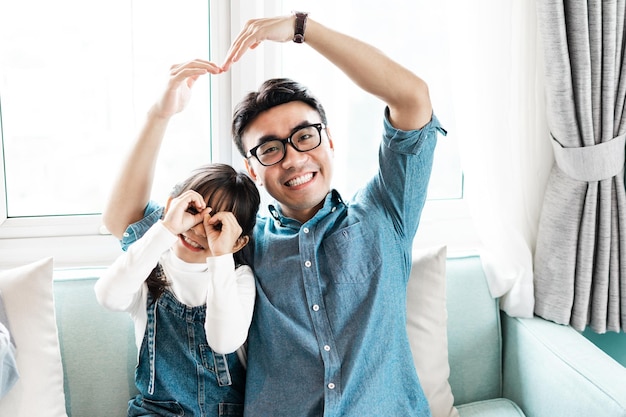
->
xmin=121 ymin=110 xmax=445 ymax=417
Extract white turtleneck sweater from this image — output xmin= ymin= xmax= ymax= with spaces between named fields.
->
xmin=95 ymin=220 xmax=256 ymax=355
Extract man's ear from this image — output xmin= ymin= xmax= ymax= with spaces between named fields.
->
xmin=325 ymin=126 xmax=335 ymax=151
xmin=244 ymin=158 xmax=262 ymax=186
xmin=232 ymin=235 xmax=250 ymax=253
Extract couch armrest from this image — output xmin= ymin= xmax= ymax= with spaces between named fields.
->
xmin=502 ymin=313 xmax=626 ymax=417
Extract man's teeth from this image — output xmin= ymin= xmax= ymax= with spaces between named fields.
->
xmin=183 ymin=235 xmax=204 ymax=249
xmin=287 ymin=173 xmax=313 ymax=187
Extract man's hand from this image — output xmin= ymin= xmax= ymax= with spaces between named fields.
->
xmin=221 ymin=16 xmax=295 ymax=71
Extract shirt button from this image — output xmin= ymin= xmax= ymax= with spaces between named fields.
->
xmin=312 ymin=304 xmax=320 ymax=311
xmin=303 ymin=227 xmax=309 ymax=233
xmin=324 ymin=345 xmax=331 ymax=352
xmin=274 ymin=220 xmax=281 ymax=227
xmin=328 ymin=383 xmax=336 ymax=390
xmin=305 ymin=260 xmax=312 ymax=268
xmin=331 ymin=207 xmax=337 ymax=212
xmin=123 ymin=232 xmax=130 ymax=237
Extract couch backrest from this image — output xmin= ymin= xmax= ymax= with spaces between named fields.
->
xmin=53 ymin=256 xmax=502 ymax=415
xmin=446 ymin=255 xmax=502 ymax=405
xmin=54 ymin=276 xmax=137 ymax=417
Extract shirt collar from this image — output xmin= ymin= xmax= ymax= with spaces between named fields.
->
xmin=267 ymin=189 xmax=346 ymax=227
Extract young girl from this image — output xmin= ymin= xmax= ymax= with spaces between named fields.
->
xmin=95 ymin=163 xmax=260 ymax=417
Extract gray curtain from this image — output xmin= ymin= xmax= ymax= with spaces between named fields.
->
xmin=534 ymin=0 xmax=626 ymax=333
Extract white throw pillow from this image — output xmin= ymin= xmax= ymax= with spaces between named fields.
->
xmin=406 ymin=246 xmax=459 ymax=417
xmin=0 ymin=257 xmax=67 ymax=417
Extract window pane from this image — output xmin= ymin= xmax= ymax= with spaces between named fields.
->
xmin=280 ymin=0 xmax=461 ymax=200
xmin=0 ymin=0 xmax=211 ymax=218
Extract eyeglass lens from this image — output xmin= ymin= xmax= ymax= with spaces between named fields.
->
xmin=255 ymin=124 xmax=322 ymax=166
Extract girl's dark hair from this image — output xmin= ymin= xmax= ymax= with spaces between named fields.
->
xmin=147 ymin=163 xmax=260 ymax=301
xmin=232 ymin=78 xmax=327 ymax=156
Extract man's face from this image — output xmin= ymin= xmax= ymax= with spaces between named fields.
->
xmin=242 ymin=101 xmax=334 ymax=223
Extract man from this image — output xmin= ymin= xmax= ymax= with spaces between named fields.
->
xmin=104 ymin=13 xmax=445 ymax=417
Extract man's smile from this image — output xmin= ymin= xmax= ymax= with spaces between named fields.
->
xmin=285 ymin=172 xmax=315 ymax=187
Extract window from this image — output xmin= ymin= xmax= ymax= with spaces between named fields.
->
xmin=0 ymin=0 xmax=213 ymax=267
xmin=0 ymin=1 xmax=472 ymax=269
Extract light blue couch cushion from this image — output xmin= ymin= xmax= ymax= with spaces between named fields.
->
xmin=504 ymin=316 xmax=626 ymax=416
xmin=54 ymin=276 xmax=138 ymax=417
xmin=457 ymin=398 xmax=525 ymax=417
xmin=446 ymin=256 xmax=502 ymax=405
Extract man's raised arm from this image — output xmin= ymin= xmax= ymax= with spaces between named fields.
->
xmin=221 ymin=14 xmax=432 ymax=131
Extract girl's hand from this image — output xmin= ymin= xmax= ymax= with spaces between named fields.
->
xmin=203 ymin=211 xmax=243 ymax=256
xmin=162 ymin=190 xmax=211 ymax=235
xmin=150 ymin=59 xmax=224 ymax=119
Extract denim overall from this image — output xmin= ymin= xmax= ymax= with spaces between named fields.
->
xmin=128 ymin=268 xmax=245 ymax=417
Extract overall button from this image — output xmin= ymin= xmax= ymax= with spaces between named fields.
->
xmin=312 ymin=304 xmax=320 ymax=311
xmin=305 ymin=260 xmax=312 ymax=268
xmin=323 ymin=345 xmax=330 ymax=352
xmin=328 ymin=383 xmax=336 ymax=390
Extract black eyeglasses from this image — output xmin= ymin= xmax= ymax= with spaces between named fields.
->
xmin=246 ymin=123 xmax=325 ymax=167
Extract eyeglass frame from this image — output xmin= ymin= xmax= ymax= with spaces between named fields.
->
xmin=245 ymin=123 xmax=326 ymax=167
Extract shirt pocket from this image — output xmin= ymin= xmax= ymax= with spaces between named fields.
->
xmin=322 ymin=222 xmax=381 ymax=284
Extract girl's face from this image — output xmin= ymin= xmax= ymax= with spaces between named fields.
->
xmin=172 ymin=222 xmax=214 ymax=263
xmin=169 ymin=193 xmax=248 ymax=264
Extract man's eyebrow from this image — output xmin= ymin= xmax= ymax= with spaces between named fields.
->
xmin=290 ymin=121 xmax=316 ymax=132
xmin=255 ymin=121 xmax=317 ymax=144
xmin=256 ymin=134 xmax=282 ymax=144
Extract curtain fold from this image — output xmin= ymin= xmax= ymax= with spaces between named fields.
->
xmin=534 ymin=0 xmax=626 ymax=333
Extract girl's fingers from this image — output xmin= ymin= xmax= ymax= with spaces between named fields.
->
xmin=170 ymin=59 xmax=224 ymax=78
xmin=206 ymin=212 xmax=242 ymax=236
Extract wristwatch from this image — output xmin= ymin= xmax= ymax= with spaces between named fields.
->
xmin=293 ymin=11 xmax=308 ymax=43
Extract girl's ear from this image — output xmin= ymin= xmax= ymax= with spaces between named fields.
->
xmin=232 ymin=235 xmax=250 ymax=253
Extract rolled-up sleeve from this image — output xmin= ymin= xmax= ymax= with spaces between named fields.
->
xmin=120 ymin=201 xmax=164 ymax=251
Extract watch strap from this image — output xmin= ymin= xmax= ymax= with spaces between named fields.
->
xmin=293 ymin=12 xmax=308 ymax=43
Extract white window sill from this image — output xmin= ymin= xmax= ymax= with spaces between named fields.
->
xmin=0 ymin=199 xmax=480 ymax=271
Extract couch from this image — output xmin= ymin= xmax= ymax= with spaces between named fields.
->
xmin=31 ymin=253 xmax=626 ymax=416
xmin=444 ymin=255 xmax=626 ymax=416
